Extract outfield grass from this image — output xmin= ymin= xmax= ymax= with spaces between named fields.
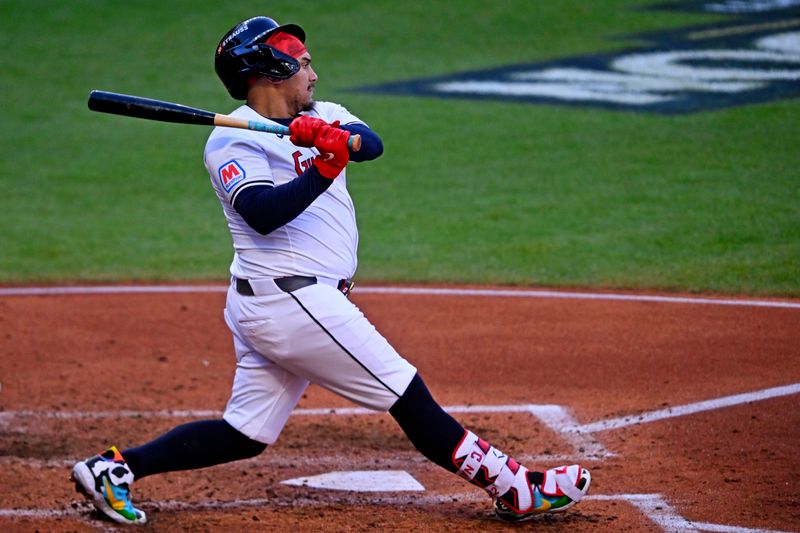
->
xmin=1 ymin=0 xmax=797 ymax=295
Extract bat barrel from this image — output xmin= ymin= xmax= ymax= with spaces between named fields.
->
xmin=88 ymin=90 xmax=361 ymax=151
xmin=88 ymin=90 xmax=216 ymax=126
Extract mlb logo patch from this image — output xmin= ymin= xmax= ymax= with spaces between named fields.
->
xmin=218 ymin=160 xmax=246 ymax=192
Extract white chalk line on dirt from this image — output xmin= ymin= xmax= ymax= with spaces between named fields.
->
xmin=0 ymin=404 xmax=610 ymax=460
xmin=0 ymin=284 xmax=798 ymax=309
xmin=571 ymin=382 xmax=800 ymax=434
xmin=3 ymin=382 xmax=796 ymax=472
xmin=4 ymin=383 xmax=797 ymax=441
xmin=0 ymin=494 xmax=793 ymax=533
xmin=0 ymin=403 xmax=572 ymax=420
xmin=591 ymin=495 xmax=794 ymax=533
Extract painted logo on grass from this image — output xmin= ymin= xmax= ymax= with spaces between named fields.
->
xmin=354 ymin=1 xmax=800 ymax=113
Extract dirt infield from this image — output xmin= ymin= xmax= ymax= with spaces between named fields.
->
xmin=1 ymin=284 xmax=799 ymax=532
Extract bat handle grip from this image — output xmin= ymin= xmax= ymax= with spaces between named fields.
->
xmin=219 ymin=115 xmax=361 ymax=151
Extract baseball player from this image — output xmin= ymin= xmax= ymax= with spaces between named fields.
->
xmin=71 ymin=16 xmax=590 ymax=525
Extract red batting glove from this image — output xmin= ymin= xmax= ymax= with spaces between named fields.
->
xmin=289 ymin=115 xmax=327 ymax=147
xmin=312 ymin=121 xmax=351 ymax=179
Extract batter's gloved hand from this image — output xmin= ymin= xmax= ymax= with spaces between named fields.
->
xmin=289 ymin=115 xmax=327 ymax=148
xmin=312 ymin=121 xmax=351 ymax=179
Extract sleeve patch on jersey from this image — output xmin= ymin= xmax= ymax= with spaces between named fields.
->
xmin=218 ymin=160 xmax=246 ymax=192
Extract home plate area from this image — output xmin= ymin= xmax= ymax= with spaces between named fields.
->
xmin=277 ymin=470 xmax=795 ymax=533
xmin=1 ymin=286 xmax=798 ymax=531
xmin=282 ymin=470 xmax=425 ymax=492
xmin=274 ymin=386 xmax=799 ymax=533
xmin=4 ymin=386 xmax=798 ymax=532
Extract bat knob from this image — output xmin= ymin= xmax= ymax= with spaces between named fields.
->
xmin=348 ymin=134 xmax=362 ymax=152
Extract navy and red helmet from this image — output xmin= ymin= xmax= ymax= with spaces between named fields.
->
xmin=214 ymin=16 xmax=306 ymax=100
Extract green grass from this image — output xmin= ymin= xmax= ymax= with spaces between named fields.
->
xmin=1 ymin=0 xmax=798 ymax=294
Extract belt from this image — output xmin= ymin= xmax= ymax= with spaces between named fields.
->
xmin=235 ymin=276 xmax=354 ymax=298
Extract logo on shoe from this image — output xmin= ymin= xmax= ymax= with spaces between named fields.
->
xmin=103 ymin=476 xmax=127 ymax=511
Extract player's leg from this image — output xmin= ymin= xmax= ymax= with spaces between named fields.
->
xmin=389 ymin=373 xmax=591 ymax=522
xmin=233 ymin=281 xmax=418 ymax=413
xmin=71 ymin=285 xmax=307 ymax=525
xmin=233 ymin=281 xmax=590 ymax=521
xmin=206 ymin=279 xmax=414 ymax=450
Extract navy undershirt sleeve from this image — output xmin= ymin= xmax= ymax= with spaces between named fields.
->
xmin=340 ymin=123 xmax=383 ymax=162
xmin=233 ymin=166 xmax=333 ymax=235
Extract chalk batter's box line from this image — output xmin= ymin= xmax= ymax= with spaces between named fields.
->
xmin=0 ymin=404 xmax=608 ymax=460
xmin=5 ymin=382 xmax=798 ymax=426
xmin=4 ymin=383 xmax=799 ymax=461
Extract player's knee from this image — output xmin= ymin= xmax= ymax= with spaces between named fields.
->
xmin=223 ymin=420 xmax=268 ymax=459
xmin=390 ymin=373 xmax=434 ymax=423
xmin=240 ymin=435 xmax=268 ymax=458
xmin=390 ymin=374 xmax=465 ymax=471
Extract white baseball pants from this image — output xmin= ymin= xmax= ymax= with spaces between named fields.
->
xmin=222 ymin=278 xmax=417 ymax=444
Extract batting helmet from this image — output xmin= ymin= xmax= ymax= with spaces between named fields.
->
xmin=215 ymin=16 xmax=306 ymax=100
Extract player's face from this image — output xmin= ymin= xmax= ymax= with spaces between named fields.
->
xmin=286 ymin=52 xmax=317 ymax=115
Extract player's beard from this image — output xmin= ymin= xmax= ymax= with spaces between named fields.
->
xmin=301 ymin=99 xmax=315 ymax=113
xmin=300 ymin=84 xmax=316 ymax=112
xmin=289 ymin=85 xmax=315 ymax=115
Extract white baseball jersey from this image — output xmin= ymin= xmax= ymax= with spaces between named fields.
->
xmin=204 ymin=102 xmax=363 ymax=281
xmin=204 ymin=102 xmax=417 ymax=444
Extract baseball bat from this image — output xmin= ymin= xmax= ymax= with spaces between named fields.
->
xmin=87 ymin=90 xmax=361 ymax=151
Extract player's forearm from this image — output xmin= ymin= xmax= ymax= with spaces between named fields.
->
xmin=340 ymin=123 xmax=383 ymax=162
xmin=233 ymin=166 xmax=333 ymax=235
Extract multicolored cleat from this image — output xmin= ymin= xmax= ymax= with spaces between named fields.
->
xmin=71 ymin=446 xmax=146 ymax=525
xmin=453 ymin=430 xmax=591 ymax=522
xmin=494 ymin=464 xmax=591 ymax=522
